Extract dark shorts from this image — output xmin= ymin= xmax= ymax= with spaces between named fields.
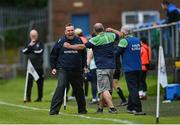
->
xmin=113 ymin=69 xmax=121 ymax=80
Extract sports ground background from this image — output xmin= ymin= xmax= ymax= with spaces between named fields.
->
xmin=0 ymin=75 xmax=180 ymax=124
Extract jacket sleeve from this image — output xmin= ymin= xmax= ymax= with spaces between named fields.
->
xmin=82 ymin=48 xmax=87 ymax=68
xmin=166 ymin=10 xmax=180 ymax=24
xmin=21 ymin=44 xmax=33 ymax=54
xmin=115 ymin=47 xmax=126 ymax=57
xmin=50 ymin=39 xmax=63 ymax=69
xmin=33 ymin=42 xmax=44 ymax=55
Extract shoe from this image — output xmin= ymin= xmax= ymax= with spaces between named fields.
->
xmin=68 ymin=96 xmax=75 ymax=101
xmin=120 ymin=101 xmax=128 ymax=106
xmin=162 ymin=100 xmax=171 ymax=103
xmin=49 ymin=111 xmax=59 ymax=115
xmin=78 ymin=110 xmax=87 ymax=114
xmin=24 ymin=99 xmax=31 ymax=103
xmin=34 ymin=99 xmax=42 ymax=102
xmin=89 ymin=99 xmax=98 ymax=104
xmin=127 ymin=109 xmax=136 ymax=114
xmin=96 ymin=108 xmax=103 ymax=113
xmin=109 ymin=107 xmax=118 ymax=114
xmin=133 ymin=111 xmax=146 ymax=115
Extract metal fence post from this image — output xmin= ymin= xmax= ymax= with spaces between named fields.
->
xmin=0 ymin=35 xmax=5 ymax=58
xmin=175 ymin=24 xmax=179 ymax=58
xmin=148 ymin=29 xmax=151 ymax=47
xmin=171 ymin=25 xmax=175 ymax=58
xmin=159 ymin=27 xmax=162 ymax=47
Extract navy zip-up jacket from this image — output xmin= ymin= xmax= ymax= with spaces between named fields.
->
xmin=22 ymin=41 xmax=44 ymax=69
xmin=50 ymin=36 xmax=87 ymax=71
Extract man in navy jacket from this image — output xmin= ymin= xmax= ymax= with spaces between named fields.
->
xmin=22 ymin=29 xmax=44 ymax=103
xmin=49 ymin=23 xmax=87 ymax=115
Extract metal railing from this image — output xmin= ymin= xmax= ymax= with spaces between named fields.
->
xmin=0 ymin=7 xmax=47 ymax=32
xmin=0 ymin=7 xmax=48 ymax=79
xmin=133 ymin=22 xmax=180 ymax=60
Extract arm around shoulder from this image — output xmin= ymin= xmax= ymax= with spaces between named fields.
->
xmin=63 ymin=42 xmax=86 ymax=50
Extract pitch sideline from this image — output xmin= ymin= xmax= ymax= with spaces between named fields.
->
xmin=0 ymin=101 xmax=134 ymax=124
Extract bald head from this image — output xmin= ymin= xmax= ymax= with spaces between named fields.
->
xmin=30 ymin=29 xmax=38 ymax=41
xmin=94 ymin=23 xmax=104 ymax=33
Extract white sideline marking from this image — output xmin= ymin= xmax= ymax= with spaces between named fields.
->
xmin=0 ymin=101 xmax=133 ymax=124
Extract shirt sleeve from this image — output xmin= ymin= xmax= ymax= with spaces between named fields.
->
xmin=85 ymin=41 xmax=96 ymax=48
xmin=33 ymin=42 xmax=44 ymax=55
xmin=118 ymin=38 xmax=128 ymax=48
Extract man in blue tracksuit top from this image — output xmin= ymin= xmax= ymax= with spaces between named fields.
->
xmin=49 ymin=23 xmax=87 ymax=115
xmin=113 ymin=25 xmax=146 ymax=115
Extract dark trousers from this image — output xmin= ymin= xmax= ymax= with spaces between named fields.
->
xmin=140 ymin=71 xmax=147 ymax=92
xmin=50 ymin=69 xmax=86 ymax=114
xmin=70 ymin=75 xmax=89 ymax=97
xmin=125 ymin=70 xmax=142 ymax=112
xmin=89 ymin=69 xmax=97 ymax=99
xmin=83 ymin=78 xmax=89 ymax=97
xmin=26 ymin=68 xmax=44 ymax=100
xmin=67 ymin=72 xmax=89 ymax=97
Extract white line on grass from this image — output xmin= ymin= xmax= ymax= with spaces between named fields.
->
xmin=0 ymin=101 xmax=134 ymax=124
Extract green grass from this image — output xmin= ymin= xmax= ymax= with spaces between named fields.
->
xmin=0 ymin=75 xmax=180 ymax=124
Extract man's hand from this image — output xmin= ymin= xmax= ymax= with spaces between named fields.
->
xmin=29 ymin=41 xmax=36 ymax=46
xmin=106 ymin=27 xmax=114 ymax=32
xmin=63 ymin=42 xmax=71 ymax=48
xmin=106 ymin=27 xmax=123 ymax=37
xmin=51 ymin=69 xmax=57 ymax=75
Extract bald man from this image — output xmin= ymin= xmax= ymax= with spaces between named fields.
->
xmin=64 ymin=23 xmax=119 ymax=114
xmin=22 ymin=29 xmax=44 ymax=103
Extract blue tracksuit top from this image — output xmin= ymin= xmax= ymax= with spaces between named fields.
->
xmin=50 ymin=36 xmax=86 ymax=70
xmin=119 ymin=37 xmax=142 ymax=72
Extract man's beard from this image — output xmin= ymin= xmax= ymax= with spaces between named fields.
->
xmin=67 ymin=35 xmax=75 ymax=40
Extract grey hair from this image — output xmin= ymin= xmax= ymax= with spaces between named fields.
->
xmin=120 ymin=25 xmax=132 ymax=35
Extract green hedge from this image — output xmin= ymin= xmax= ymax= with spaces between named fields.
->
xmin=3 ymin=28 xmax=28 ymax=48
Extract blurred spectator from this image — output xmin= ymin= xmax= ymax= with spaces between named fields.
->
xmin=75 ymin=28 xmax=89 ymax=99
xmin=139 ymin=37 xmax=151 ymax=100
xmin=87 ymin=48 xmax=98 ymax=104
xmin=161 ymin=0 xmax=180 ymax=56
xmin=151 ymin=23 xmax=160 ymax=61
xmin=22 ymin=29 xmax=44 ymax=103
xmin=112 ymin=39 xmax=127 ymax=106
xmin=161 ymin=0 xmax=180 ymax=24
xmin=86 ymin=32 xmax=99 ymax=104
